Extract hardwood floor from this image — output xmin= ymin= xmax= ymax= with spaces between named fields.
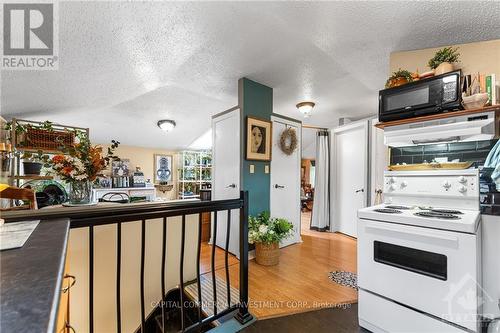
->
xmin=199 ymin=212 xmax=358 ymax=319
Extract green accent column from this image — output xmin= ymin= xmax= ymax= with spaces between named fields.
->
xmin=238 ymin=78 xmax=273 ymax=216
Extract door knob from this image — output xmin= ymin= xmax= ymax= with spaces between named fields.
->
xmin=355 ymin=188 xmax=364 ymax=193
xmin=226 ymin=183 xmax=237 ymax=188
xmin=274 ymin=184 xmax=285 ymax=189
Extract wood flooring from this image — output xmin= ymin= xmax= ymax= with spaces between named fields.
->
xmin=198 ymin=212 xmax=358 ymax=319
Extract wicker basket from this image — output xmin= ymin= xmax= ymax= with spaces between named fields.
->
xmin=255 ymin=242 xmax=280 ymax=266
xmin=21 ymin=128 xmax=75 ymax=151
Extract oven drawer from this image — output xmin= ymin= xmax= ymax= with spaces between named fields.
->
xmin=358 ymin=219 xmax=480 ymax=332
xmin=359 ymin=290 xmax=467 ymax=333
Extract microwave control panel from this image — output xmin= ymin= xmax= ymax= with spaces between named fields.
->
xmin=442 ymin=79 xmax=458 ymax=103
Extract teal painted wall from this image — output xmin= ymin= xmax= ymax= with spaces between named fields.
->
xmin=239 ymin=78 xmax=273 ymax=216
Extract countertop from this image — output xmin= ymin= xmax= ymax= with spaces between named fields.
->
xmin=0 ymin=219 xmax=70 ymax=333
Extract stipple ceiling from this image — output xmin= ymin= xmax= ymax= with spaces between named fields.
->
xmin=2 ymin=1 xmax=500 ymax=151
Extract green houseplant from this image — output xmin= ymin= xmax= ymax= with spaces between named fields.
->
xmin=20 ymin=150 xmax=50 ymax=176
xmin=385 ymin=69 xmax=413 ymax=88
xmin=428 ymin=47 xmax=460 ymax=75
xmin=249 ymin=211 xmax=293 ymax=266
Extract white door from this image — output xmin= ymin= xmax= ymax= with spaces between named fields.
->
xmin=369 ymin=117 xmax=387 ymax=206
xmin=270 ymin=116 xmax=301 ymax=247
xmin=331 ymin=121 xmax=368 ymax=237
xmin=212 ymin=108 xmax=240 ymax=257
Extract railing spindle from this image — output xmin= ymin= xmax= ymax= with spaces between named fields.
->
xmin=225 ymin=210 xmax=231 ymax=307
xmin=89 ymin=225 xmax=94 ymax=333
xmin=140 ymin=220 xmax=146 ymax=332
xmin=116 ymin=222 xmax=122 ymax=333
xmin=179 ymin=215 xmax=186 ymax=331
xmin=211 ymin=212 xmax=218 ymax=316
xmin=196 ymin=214 xmax=203 ymax=324
xmin=161 ymin=217 xmax=167 ymax=332
xmin=235 ymin=191 xmax=252 ymax=324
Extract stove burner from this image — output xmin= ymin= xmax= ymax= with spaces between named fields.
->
xmin=414 ymin=212 xmax=461 ymax=219
xmin=374 ymin=208 xmax=403 ymax=214
xmin=385 ymin=205 xmax=411 ymax=210
xmin=429 ymin=209 xmax=464 ymax=215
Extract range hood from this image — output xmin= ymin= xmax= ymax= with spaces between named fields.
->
xmin=384 ymin=111 xmax=496 ymax=147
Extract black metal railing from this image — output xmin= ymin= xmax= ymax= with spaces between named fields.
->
xmin=4 ymin=191 xmax=253 ymax=332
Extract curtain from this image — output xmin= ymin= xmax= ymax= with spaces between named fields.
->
xmin=310 ymin=130 xmax=330 ymax=231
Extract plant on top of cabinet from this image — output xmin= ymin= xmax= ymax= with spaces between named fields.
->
xmin=428 ymin=47 xmax=460 ymax=75
xmin=249 ymin=211 xmax=293 ymax=266
xmin=385 ymin=68 xmax=414 ymax=88
xmin=47 ymin=131 xmax=120 ymax=205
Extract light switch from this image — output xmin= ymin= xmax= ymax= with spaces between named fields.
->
xmin=250 ymin=164 xmax=255 ymax=174
xmin=265 ymin=165 xmax=270 ymax=174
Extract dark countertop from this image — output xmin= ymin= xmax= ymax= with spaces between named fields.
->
xmin=0 ymin=219 xmax=70 ymax=333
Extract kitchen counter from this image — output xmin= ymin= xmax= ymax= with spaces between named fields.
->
xmin=0 ymin=218 xmax=70 ymax=333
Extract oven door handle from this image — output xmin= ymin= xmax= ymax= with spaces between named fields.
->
xmin=365 ymin=224 xmax=459 ymax=248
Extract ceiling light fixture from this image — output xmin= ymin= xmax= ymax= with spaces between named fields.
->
xmin=296 ymin=101 xmax=315 ymax=117
xmin=157 ymin=120 xmax=176 ymax=132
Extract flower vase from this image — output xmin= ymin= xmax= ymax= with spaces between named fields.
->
xmin=68 ymin=180 xmax=93 ymax=205
xmin=255 ymin=242 xmax=280 ymax=266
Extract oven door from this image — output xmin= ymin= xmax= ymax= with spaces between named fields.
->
xmin=358 ymin=218 xmax=479 ymax=331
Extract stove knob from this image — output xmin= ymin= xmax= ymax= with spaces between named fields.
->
xmin=458 ymin=185 xmax=467 ymax=193
xmin=442 ymin=181 xmax=451 ymax=189
xmin=388 ymin=184 xmax=397 ymax=191
xmin=458 ymin=176 xmax=467 ymax=184
xmin=388 ymin=177 xmax=396 ymax=184
xmin=400 ymin=181 xmax=408 ymax=188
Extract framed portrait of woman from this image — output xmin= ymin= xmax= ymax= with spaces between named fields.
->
xmin=246 ymin=116 xmax=272 ymax=161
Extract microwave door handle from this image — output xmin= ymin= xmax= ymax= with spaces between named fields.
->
xmin=365 ymin=224 xmax=459 ymax=248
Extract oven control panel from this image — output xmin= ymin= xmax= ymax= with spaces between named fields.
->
xmin=384 ymin=174 xmax=477 ymax=196
xmin=383 ymin=170 xmax=480 ymax=210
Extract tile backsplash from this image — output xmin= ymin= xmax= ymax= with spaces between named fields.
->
xmin=390 ymin=139 xmax=498 ymax=166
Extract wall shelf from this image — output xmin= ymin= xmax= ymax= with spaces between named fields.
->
xmin=375 ymin=105 xmax=500 ymax=129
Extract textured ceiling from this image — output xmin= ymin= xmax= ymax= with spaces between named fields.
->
xmin=2 ymin=1 xmax=500 ymax=150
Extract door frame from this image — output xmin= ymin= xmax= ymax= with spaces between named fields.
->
xmin=270 ymin=115 xmax=302 ymax=246
xmin=330 ymin=120 xmax=369 ymax=234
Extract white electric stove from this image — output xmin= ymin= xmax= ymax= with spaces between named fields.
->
xmin=358 ymin=169 xmax=482 ymax=333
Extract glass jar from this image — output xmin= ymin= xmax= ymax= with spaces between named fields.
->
xmin=68 ymin=180 xmax=92 ymax=205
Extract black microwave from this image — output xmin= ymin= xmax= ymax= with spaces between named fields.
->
xmin=379 ymin=70 xmax=462 ymax=122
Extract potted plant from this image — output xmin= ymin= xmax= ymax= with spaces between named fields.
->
xmin=248 ymin=211 xmax=293 ymax=266
xmin=21 ymin=150 xmax=50 ymax=176
xmin=47 ymin=131 xmax=120 ymax=205
xmin=428 ymin=47 xmax=460 ymax=75
xmin=385 ymin=69 xmax=414 ymax=88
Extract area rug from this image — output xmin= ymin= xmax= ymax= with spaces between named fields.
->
xmin=328 ymin=271 xmax=358 ymax=290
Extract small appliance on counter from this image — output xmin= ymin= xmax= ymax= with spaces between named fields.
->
xmin=379 ymin=70 xmax=462 ymax=122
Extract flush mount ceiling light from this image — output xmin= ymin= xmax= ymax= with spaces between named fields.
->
xmin=157 ymin=120 xmax=176 ymax=132
xmin=296 ymin=101 xmax=315 ymax=117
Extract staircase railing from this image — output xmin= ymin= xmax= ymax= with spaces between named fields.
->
xmin=5 ymin=191 xmax=252 ymax=332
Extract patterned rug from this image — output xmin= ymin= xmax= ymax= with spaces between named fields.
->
xmin=328 ymin=271 xmax=358 ymax=290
